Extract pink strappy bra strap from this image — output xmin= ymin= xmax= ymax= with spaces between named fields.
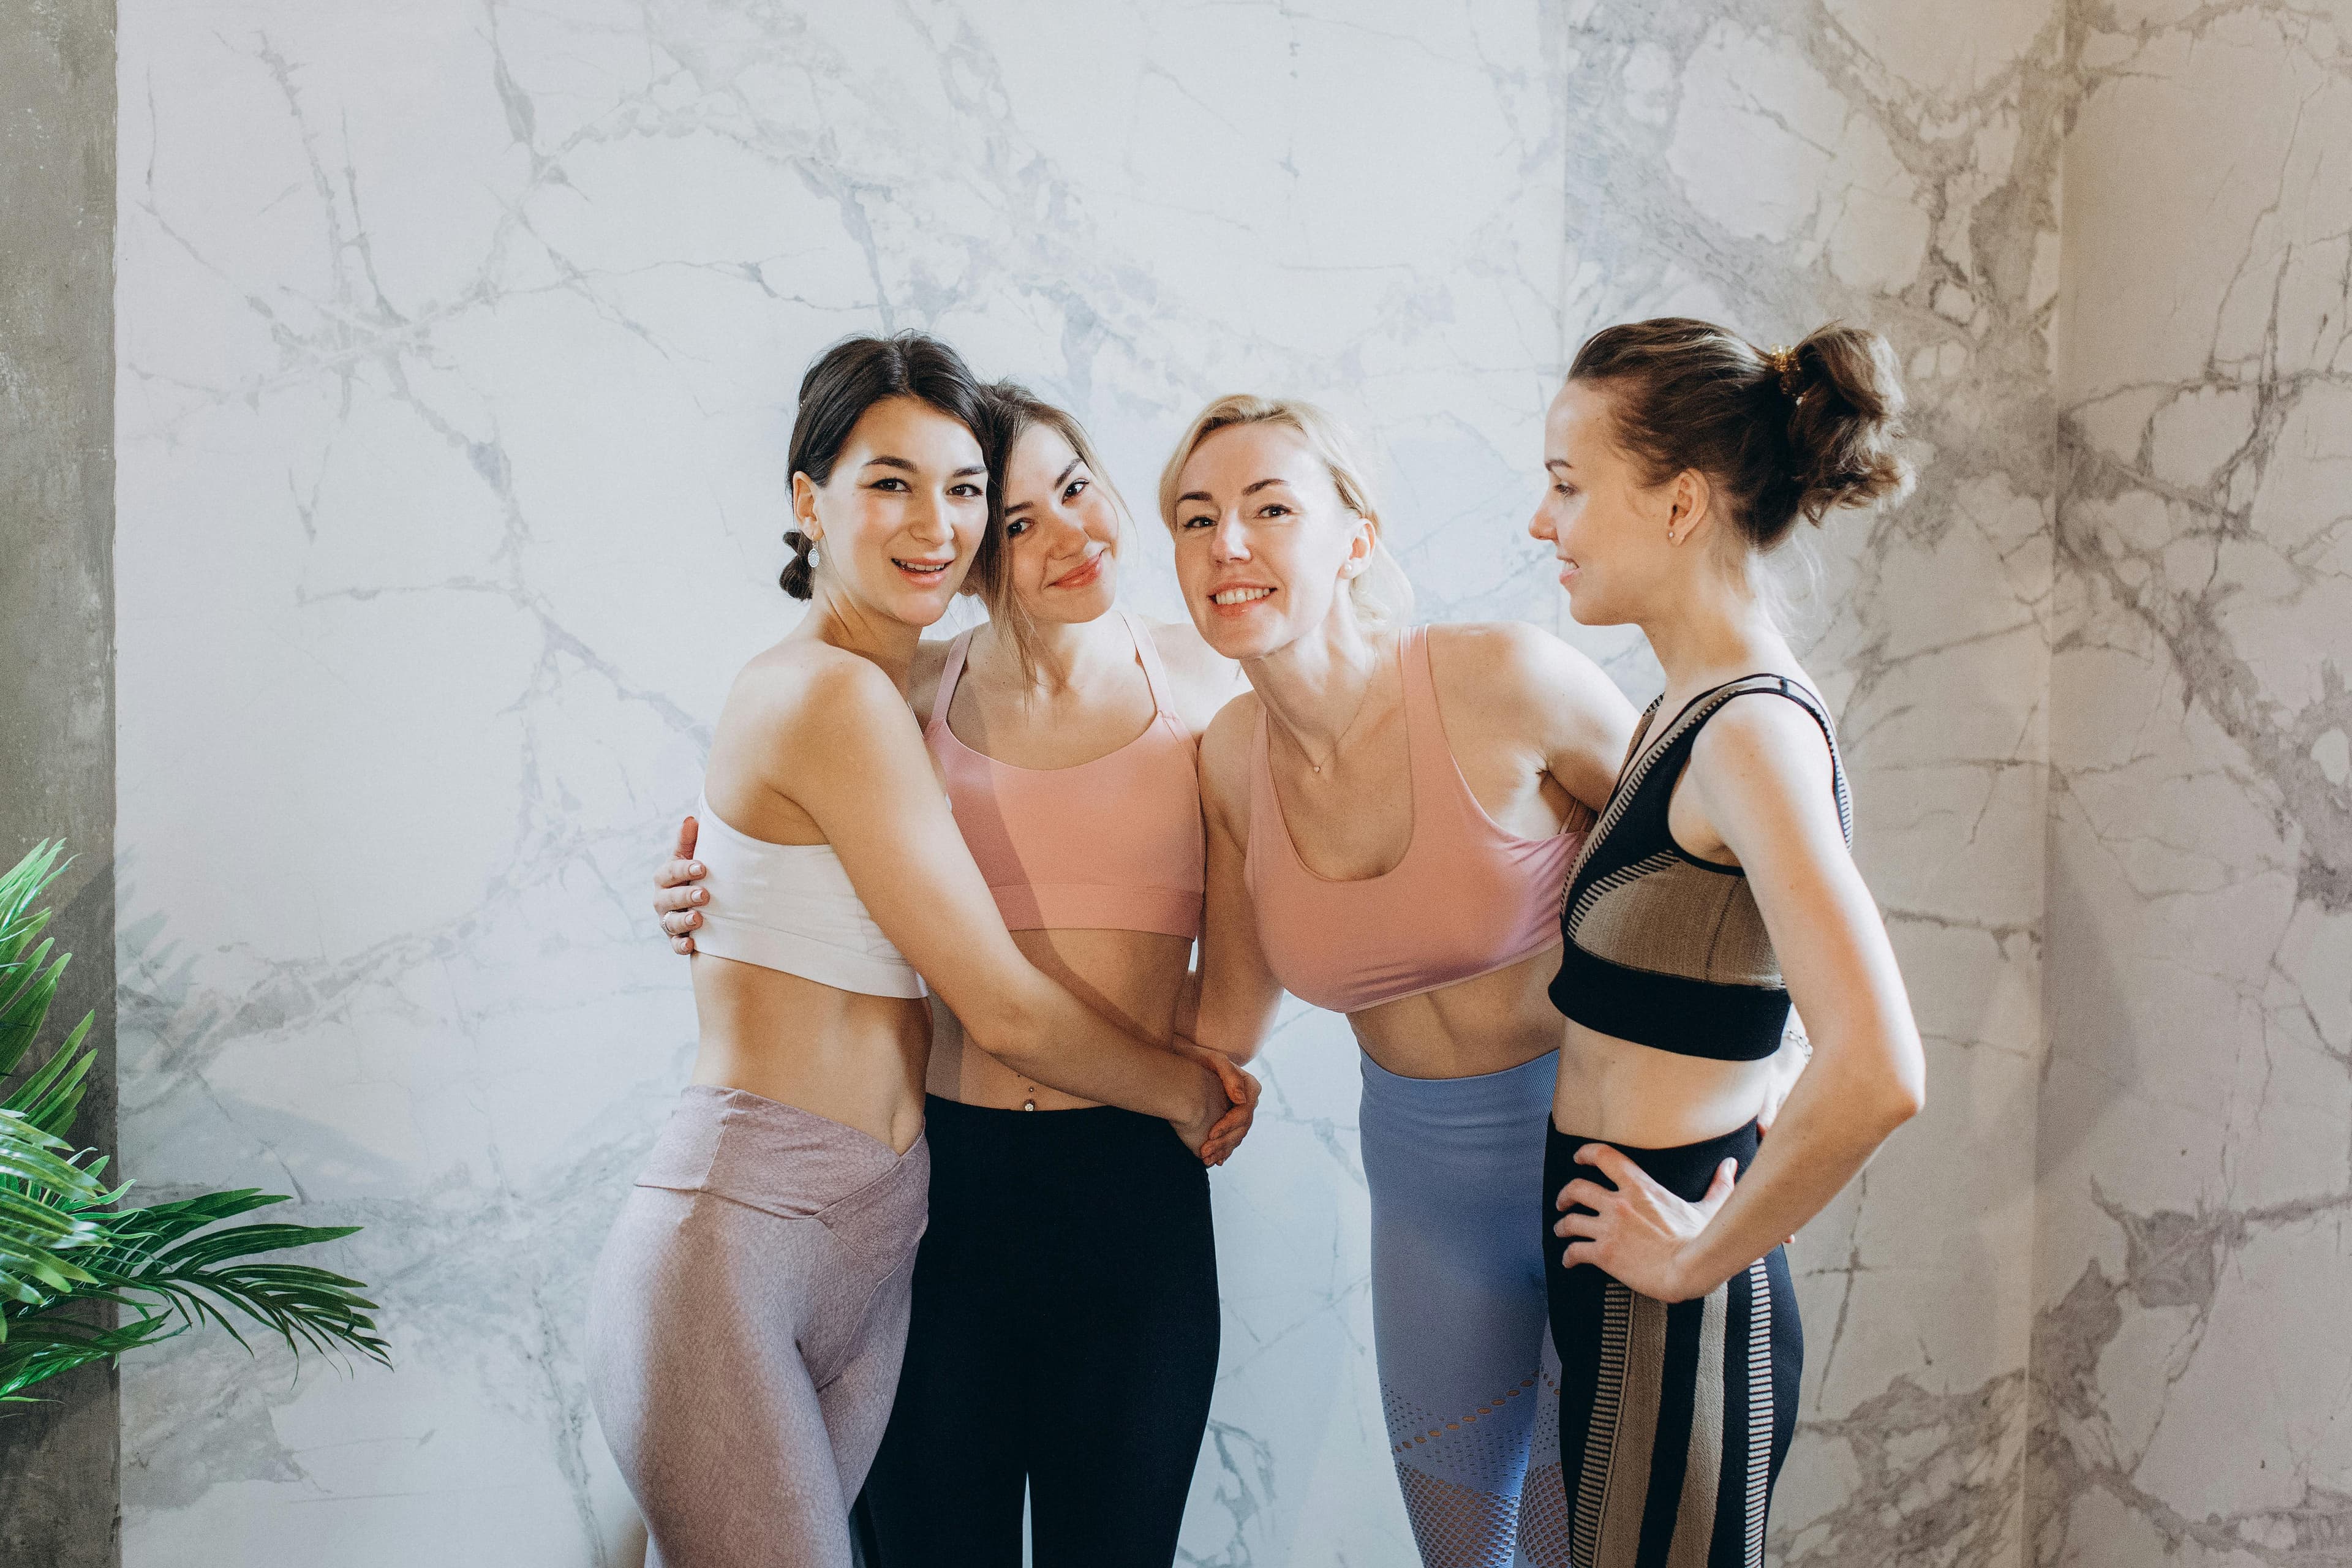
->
xmin=1123 ymin=612 xmax=1178 ymax=719
xmin=929 ymin=628 xmax=978 ymax=729
xmin=1396 ymin=626 xmax=1459 ymax=801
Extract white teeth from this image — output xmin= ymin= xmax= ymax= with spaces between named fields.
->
xmin=894 ymin=558 xmax=950 ymax=573
xmin=1212 ymin=586 xmax=1273 ymax=606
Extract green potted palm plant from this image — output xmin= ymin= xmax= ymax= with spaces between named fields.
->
xmin=1 ymin=840 xmax=388 ymax=1406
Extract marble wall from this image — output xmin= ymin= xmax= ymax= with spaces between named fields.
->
xmin=108 ymin=1 xmax=2075 ymax=1564
xmin=2034 ymin=2 xmax=2352 ymax=1562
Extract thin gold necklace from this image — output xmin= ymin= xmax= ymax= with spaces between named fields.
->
xmin=1277 ymin=657 xmax=1384 ymax=775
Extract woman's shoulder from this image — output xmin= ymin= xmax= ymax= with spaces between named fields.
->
xmin=1683 ymin=672 xmax=1840 ymax=804
xmin=723 ymin=638 xmax=910 ymax=737
xmin=1142 ymin=614 xmax=1250 ymax=728
xmin=1142 ymin=614 xmax=1222 ymax=673
xmin=1423 ymin=619 xmax=1613 ymax=708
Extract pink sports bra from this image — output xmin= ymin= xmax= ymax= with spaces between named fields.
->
xmin=925 ymin=612 xmax=1205 ymax=938
xmin=1245 ymin=626 xmax=1585 ymax=1014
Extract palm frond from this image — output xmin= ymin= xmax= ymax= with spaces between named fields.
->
xmin=0 ymin=1310 xmax=181 ymax=1402
xmin=1 ymin=1011 xmax=95 ymax=1139
xmin=0 ymin=842 xmax=72 ymax=1084
xmin=0 ymin=1112 xmax=107 ymax=1311
xmin=12 ymin=1189 xmax=390 ymax=1369
xmin=0 ymin=840 xmax=391 ymax=1410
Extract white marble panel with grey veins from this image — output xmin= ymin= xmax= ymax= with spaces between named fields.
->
xmin=2036 ymin=2 xmax=2352 ymax=1562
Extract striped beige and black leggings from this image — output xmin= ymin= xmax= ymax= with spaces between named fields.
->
xmin=1542 ymin=1119 xmax=1801 ymax=1568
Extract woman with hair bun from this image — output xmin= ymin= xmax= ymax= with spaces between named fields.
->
xmin=1530 ymin=318 xmax=1927 ymax=1565
xmin=1166 ymin=394 xmax=1649 ymax=1567
xmin=586 ymin=334 xmax=1252 ymax=1568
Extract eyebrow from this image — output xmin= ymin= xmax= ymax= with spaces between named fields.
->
xmin=1175 ymin=477 xmax=1297 ymax=508
xmin=1545 ymin=459 xmax=1575 ymax=473
xmin=1005 ymin=456 xmax=1082 ymax=514
xmin=860 ymin=454 xmax=988 ymax=479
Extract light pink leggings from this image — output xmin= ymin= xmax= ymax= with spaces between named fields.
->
xmin=586 ymin=1085 xmax=929 ymax=1568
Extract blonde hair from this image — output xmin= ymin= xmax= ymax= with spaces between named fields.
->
xmin=1156 ymin=394 xmax=1415 ymax=630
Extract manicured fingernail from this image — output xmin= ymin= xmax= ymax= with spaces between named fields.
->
xmin=688 ymin=863 xmax=703 ymax=875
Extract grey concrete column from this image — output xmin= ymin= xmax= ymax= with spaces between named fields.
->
xmin=0 ymin=3 xmax=119 ymax=1565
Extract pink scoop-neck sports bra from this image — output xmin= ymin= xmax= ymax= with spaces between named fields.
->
xmin=1245 ymin=625 xmax=1585 ymax=1015
xmin=925 ymin=612 xmax=1205 ymax=938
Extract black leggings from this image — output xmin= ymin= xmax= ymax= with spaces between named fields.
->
xmin=859 ymin=1096 xmax=1220 ymax=1568
xmin=1542 ymin=1120 xmax=1801 ymax=1568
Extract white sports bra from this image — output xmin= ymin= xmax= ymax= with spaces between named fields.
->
xmin=690 ymin=793 xmax=927 ymax=999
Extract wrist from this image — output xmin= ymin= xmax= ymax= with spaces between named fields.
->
xmin=1665 ymin=1243 xmax=1722 ymax=1304
xmin=1163 ymin=1052 xmax=1216 ymax=1125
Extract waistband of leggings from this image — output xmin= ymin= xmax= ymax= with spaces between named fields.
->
xmin=1545 ymin=1117 xmax=1760 ymax=1202
xmin=635 ymin=1085 xmax=929 ymax=1228
xmin=1359 ymin=1047 xmax=1558 ymax=1132
xmin=920 ymin=1094 xmax=1194 ymax=1164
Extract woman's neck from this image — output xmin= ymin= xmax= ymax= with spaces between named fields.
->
xmin=1644 ymin=563 xmax=1790 ymax=709
xmin=973 ymin=609 xmax=1131 ymax=698
xmin=1243 ymin=606 xmax=1390 ymax=755
xmin=795 ymin=586 xmax=924 ymax=697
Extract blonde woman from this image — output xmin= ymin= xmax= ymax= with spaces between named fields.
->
xmin=657 ymin=380 xmax=1249 ymax=1567
xmin=1166 ymin=396 xmax=1645 ymax=1567
xmin=1531 ymin=318 xmax=1924 ymax=1566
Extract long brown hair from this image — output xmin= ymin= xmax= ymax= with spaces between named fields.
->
xmin=964 ymin=382 xmax=1131 ymax=685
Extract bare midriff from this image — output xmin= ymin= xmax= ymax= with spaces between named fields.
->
xmin=926 ymin=927 xmax=1193 ymax=1110
xmin=688 ymin=954 xmax=932 ymax=1154
xmin=1345 ymin=946 xmax=1563 ymax=1081
xmin=1550 ymin=1020 xmax=1778 ymax=1148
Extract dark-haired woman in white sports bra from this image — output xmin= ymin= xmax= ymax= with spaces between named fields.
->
xmin=584 ymin=334 xmax=1253 ymax=1568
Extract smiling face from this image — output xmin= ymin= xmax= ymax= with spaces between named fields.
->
xmin=998 ymin=423 xmax=1122 ymax=625
xmin=1528 ymin=379 xmax=1691 ymax=628
xmin=793 ymin=396 xmax=989 ymax=628
xmin=1166 ymin=422 xmax=1373 ymax=661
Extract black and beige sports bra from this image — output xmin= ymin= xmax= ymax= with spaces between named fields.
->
xmin=1548 ymin=676 xmax=1850 ymax=1061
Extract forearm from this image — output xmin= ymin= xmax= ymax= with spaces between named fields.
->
xmin=963 ymin=974 xmax=1208 ymax=1123
xmin=1174 ymin=963 xmax=1205 ymax=1044
xmin=1675 ymin=1053 xmax=1915 ymax=1294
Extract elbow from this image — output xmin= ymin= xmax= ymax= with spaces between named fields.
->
xmin=1195 ymin=1019 xmax=1262 ymax=1066
xmin=1871 ymin=1061 xmax=1926 ymax=1136
xmin=960 ymin=990 xmax=1044 ymax=1063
